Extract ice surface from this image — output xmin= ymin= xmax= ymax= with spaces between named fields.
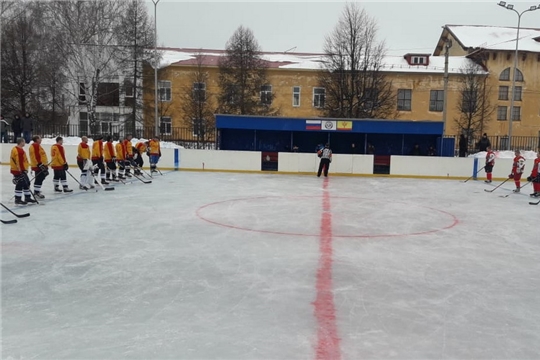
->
xmin=2 ymin=169 xmax=540 ymax=359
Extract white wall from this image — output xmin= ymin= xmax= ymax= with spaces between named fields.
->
xmin=179 ymin=149 xmax=261 ymax=171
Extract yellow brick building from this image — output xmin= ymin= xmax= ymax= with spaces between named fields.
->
xmin=143 ymin=25 xmax=540 ymax=140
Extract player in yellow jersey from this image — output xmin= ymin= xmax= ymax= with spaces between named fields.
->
xmin=10 ymin=138 xmax=36 ymax=204
xmin=77 ymin=136 xmax=94 ymax=190
xmin=28 ymin=135 xmax=49 ymax=198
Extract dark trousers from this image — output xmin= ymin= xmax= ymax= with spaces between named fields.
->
xmin=317 ymin=158 xmax=331 ymax=177
xmin=134 ymin=156 xmax=143 ymax=168
xmin=35 ymin=169 xmax=47 ymax=187
xmin=15 ymin=173 xmax=30 ymax=191
xmin=92 ymin=159 xmax=105 ymax=176
xmin=53 ymin=169 xmax=67 ymax=181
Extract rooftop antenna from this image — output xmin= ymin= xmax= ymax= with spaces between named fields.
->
xmin=284 ymin=46 xmax=297 ymax=53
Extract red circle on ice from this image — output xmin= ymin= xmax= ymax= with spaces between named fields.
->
xmin=196 ymin=195 xmax=459 ymax=238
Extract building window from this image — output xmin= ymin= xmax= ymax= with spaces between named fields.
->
xmin=160 ymin=116 xmax=172 ymax=135
xmin=193 ymin=82 xmax=206 ymax=102
xmin=260 ymin=85 xmax=272 ymax=105
xmin=124 ymin=79 xmax=134 ymax=97
xmin=497 ymin=106 xmax=507 ymax=121
xmin=515 ymin=69 xmax=524 ymax=82
xmin=96 ymin=82 xmax=120 ymax=106
xmin=462 ymin=90 xmax=477 ymax=113
xmin=226 ymin=85 xmax=239 ymax=104
xmin=429 ymin=90 xmax=444 ymax=112
xmin=101 ymin=122 xmax=110 ymax=133
xmin=313 ymin=87 xmax=325 ymax=108
xmin=158 ymin=81 xmax=171 ymax=102
xmin=412 ymin=56 xmax=426 ymax=64
xmin=79 ymin=83 xmax=86 ymax=104
xmin=292 ymin=86 xmax=301 ymax=107
xmin=397 ymin=89 xmax=412 ymax=111
xmin=511 ymin=106 xmax=521 ymax=121
xmin=499 ymin=68 xmax=510 ymax=81
xmin=498 ymin=86 xmax=509 ymax=100
xmin=513 ymin=86 xmax=522 ymax=101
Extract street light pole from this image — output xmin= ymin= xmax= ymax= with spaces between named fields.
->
xmin=441 ymin=39 xmax=452 ymax=156
xmin=497 ymin=2 xmax=539 ymax=150
xmin=152 ymin=0 xmax=160 ymax=137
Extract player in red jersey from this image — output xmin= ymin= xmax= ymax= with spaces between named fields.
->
xmin=526 ymin=151 xmax=540 ymax=197
xmin=484 ymin=146 xmax=495 ymax=183
xmin=508 ymin=149 xmax=526 ymax=192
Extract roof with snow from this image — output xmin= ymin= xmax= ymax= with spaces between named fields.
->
xmin=437 ymin=25 xmax=540 ymax=54
xmin=156 ymin=47 xmax=483 ymax=75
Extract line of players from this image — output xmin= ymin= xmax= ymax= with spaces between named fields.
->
xmin=484 ymin=146 xmax=540 ymax=197
xmin=9 ymin=135 xmax=161 ymax=205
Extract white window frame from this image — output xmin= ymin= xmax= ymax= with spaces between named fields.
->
xmin=511 ymin=106 xmax=521 ymax=121
xmin=124 ymin=79 xmax=134 ymax=98
xmin=158 ymin=80 xmax=172 ymax=102
xmin=313 ymin=87 xmax=326 ymax=109
xmin=412 ymin=56 xmax=426 ymax=65
xmin=160 ymin=116 xmax=172 ymax=135
xmin=260 ymin=85 xmax=272 ymax=105
xmin=397 ymin=89 xmax=412 ymax=111
xmin=193 ymin=82 xmax=206 ymax=103
xmin=292 ymin=86 xmax=301 ymax=107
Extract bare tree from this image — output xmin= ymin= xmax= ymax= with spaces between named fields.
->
xmin=454 ymin=62 xmax=494 ymax=139
xmin=217 ymin=26 xmax=278 ymax=116
xmin=180 ymin=53 xmax=216 ymax=148
xmin=114 ymin=0 xmax=155 ymax=136
xmin=48 ymin=0 xmax=125 ymax=135
xmin=319 ymin=3 xmax=395 ymax=119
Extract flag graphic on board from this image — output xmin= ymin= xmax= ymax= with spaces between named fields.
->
xmin=305 ymin=120 xmax=321 ymax=130
xmin=322 ymin=121 xmax=337 ymax=131
xmin=337 ymin=121 xmax=353 ymax=131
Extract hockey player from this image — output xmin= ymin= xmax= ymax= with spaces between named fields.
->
xmin=133 ymin=140 xmax=148 ymax=175
xmin=115 ymin=139 xmax=127 ymax=180
xmin=10 ymin=138 xmax=37 ymax=204
xmin=103 ymin=136 xmax=118 ymax=182
xmin=317 ymin=143 xmax=332 ymax=177
xmin=91 ymin=135 xmax=108 ymax=185
xmin=51 ymin=136 xmax=73 ymax=193
xmin=29 ymin=135 xmax=49 ymax=198
xmin=509 ymin=150 xmax=526 ymax=192
xmin=122 ymin=134 xmax=134 ymax=177
xmin=484 ymin=146 xmax=496 ymax=183
xmin=148 ymin=136 xmax=161 ymax=173
xmin=526 ymin=151 xmax=540 ymax=197
xmin=77 ymin=136 xmax=94 ymax=190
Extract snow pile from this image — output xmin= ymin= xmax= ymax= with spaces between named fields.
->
xmin=39 ymin=136 xmax=183 ymax=149
xmin=469 ymin=150 xmax=538 ymax=160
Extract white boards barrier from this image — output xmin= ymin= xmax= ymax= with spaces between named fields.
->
xmin=0 ymin=143 xmax=527 ymax=179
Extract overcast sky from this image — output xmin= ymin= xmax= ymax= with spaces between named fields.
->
xmin=145 ymin=1 xmax=540 ymax=55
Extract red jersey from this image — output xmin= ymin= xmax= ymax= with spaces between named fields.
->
xmin=485 ymin=150 xmax=495 ymax=166
xmin=512 ymin=155 xmax=525 ymax=174
xmin=531 ymin=158 xmax=540 ymax=177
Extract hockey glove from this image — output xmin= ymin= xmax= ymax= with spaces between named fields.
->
xmin=509 ymin=173 xmax=514 ymax=179
xmin=63 ymin=163 xmax=69 ymax=170
xmin=112 ymin=157 xmax=116 ymax=162
xmin=527 ymin=176 xmax=533 ymax=182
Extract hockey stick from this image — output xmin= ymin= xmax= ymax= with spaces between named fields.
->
xmin=500 ymin=181 xmax=531 ymax=198
xmin=132 ymin=173 xmax=152 ymax=184
xmin=484 ymin=178 xmax=511 ymax=192
xmin=530 ymin=199 xmax=540 ymax=205
xmin=463 ymin=166 xmax=485 ymax=183
xmin=90 ymin=173 xmax=115 ymax=191
xmin=0 ymin=202 xmax=30 ymax=218
xmin=0 ymin=218 xmax=18 ymax=224
xmin=66 ymin=169 xmax=88 ymax=191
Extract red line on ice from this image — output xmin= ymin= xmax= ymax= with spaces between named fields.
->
xmin=313 ymin=178 xmax=341 ymax=360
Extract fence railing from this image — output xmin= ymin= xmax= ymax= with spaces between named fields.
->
xmin=445 ymin=134 xmax=540 ymax=155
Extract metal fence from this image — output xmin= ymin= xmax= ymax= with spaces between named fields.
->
xmin=445 ymin=134 xmax=540 ymax=155
xmin=8 ymin=123 xmax=219 ymax=149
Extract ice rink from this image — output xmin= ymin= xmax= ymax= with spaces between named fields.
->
xmin=2 ymin=168 xmax=540 ymax=359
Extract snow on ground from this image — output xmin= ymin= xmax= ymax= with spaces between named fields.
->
xmin=39 ymin=136 xmax=183 ymax=149
xmin=2 ymin=169 xmax=540 ymax=359
xmin=470 ymin=150 xmax=538 ymax=159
